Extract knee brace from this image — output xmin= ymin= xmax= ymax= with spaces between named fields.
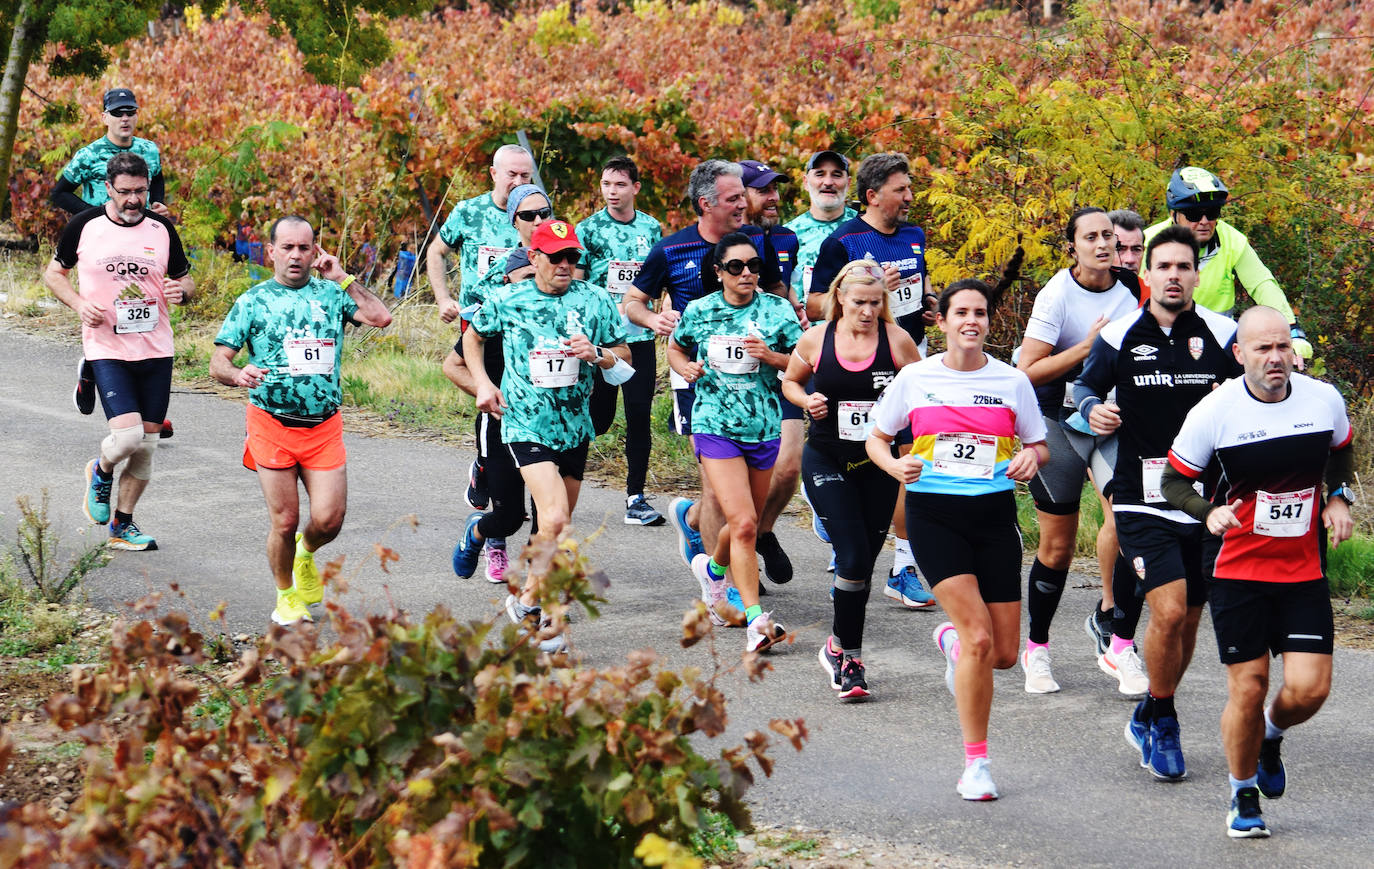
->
xmin=124 ymin=431 xmax=158 ymax=480
xmin=100 ymin=424 xmax=144 ymax=468
xmin=833 ymin=576 xmax=868 ymax=593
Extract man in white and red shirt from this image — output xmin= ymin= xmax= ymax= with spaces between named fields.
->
xmin=43 ymin=151 xmax=193 ymax=551
xmin=1163 ymin=305 xmax=1354 ymax=839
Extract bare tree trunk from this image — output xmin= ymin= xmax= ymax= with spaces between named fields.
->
xmin=0 ymin=0 xmax=38 ymax=220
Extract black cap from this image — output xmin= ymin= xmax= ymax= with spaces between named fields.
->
xmin=805 ymin=150 xmax=850 ymax=172
xmin=103 ymin=88 xmax=138 ymax=112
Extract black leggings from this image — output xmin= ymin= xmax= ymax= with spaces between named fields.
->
xmin=475 ymin=412 xmax=527 ymax=541
xmin=589 ymin=340 xmax=656 ymax=496
xmin=802 ymin=444 xmax=900 ymax=652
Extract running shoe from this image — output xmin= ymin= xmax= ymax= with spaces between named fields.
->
xmin=934 ymin=621 xmax=958 ymax=696
xmin=1125 ymin=699 xmax=1149 ymax=758
xmin=1099 ymin=644 xmax=1149 ymax=696
xmin=293 ymin=532 xmax=322 ymax=605
xmin=756 ymin=531 xmax=793 ymax=584
xmin=956 ymin=758 xmax=999 ymax=801
xmin=1147 ymin=715 xmax=1187 ymax=781
xmin=1021 ymin=647 xmax=1061 ymax=694
xmin=505 ymin=593 xmax=541 ymax=626
xmin=538 ymin=632 xmax=568 ymax=655
xmin=624 ymin=494 xmax=666 ymax=526
xmin=271 ymin=588 xmax=314 ymax=626
xmin=159 ymin=419 xmax=174 ymax=440
xmin=465 ymin=460 xmax=489 ymax=510
xmin=74 ymin=359 xmax=95 ymax=415
xmin=1257 ymin=736 xmax=1286 ymax=799
xmin=885 ymin=567 xmax=935 ymax=609
xmin=745 ymin=612 xmax=785 ymax=653
xmin=451 ymin=512 xmax=484 ymax=579
xmin=83 ymin=459 xmax=112 ymax=525
xmin=692 ymin=553 xmax=730 ymax=627
xmin=1227 ymin=787 xmax=1270 ymax=838
xmin=483 ymin=540 xmax=509 ymax=584
xmin=1085 ymin=606 xmax=1112 ymax=656
xmin=669 ymin=497 xmax=704 ymax=567
xmin=108 ymin=519 xmax=157 ymax=551
xmin=818 ymin=638 xmax=842 ymax=690
xmin=838 ymin=658 xmax=870 ymax=702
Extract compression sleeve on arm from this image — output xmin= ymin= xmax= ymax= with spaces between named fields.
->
xmin=1325 ymin=443 xmax=1355 ymax=497
xmin=50 ymin=177 xmax=89 ymax=215
xmin=149 ymin=172 xmax=166 ymax=206
xmin=1161 ymin=464 xmax=1214 ymax=523
xmin=1233 ymin=243 xmax=1295 ymax=323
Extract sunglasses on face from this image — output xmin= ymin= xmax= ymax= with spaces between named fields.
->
xmin=1179 ymin=204 xmax=1223 ymax=221
xmin=515 ymin=206 xmax=553 ymax=222
xmin=542 ymin=250 xmax=581 ymax=266
xmin=718 ymin=257 xmax=763 ymax=276
xmin=107 ymin=108 xmax=137 ymax=118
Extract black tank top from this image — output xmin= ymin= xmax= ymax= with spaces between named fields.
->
xmin=808 ymin=320 xmax=899 ymax=461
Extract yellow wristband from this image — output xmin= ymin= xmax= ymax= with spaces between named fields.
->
xmin=339 ymin=275 xmax=356 ymax=291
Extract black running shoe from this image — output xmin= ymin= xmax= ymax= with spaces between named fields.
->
xmin=465 ymin=459 xmax=489 ymax=510
xmin=1257 ymin=736 xmax=1286 ymax=799
xmin=159 ymin=419 xmax=174 ymax=439
xmin=1085 ymin=603 xmax=1112 ymax=656
xmin=74 ymin=359 xmax=96 ymax=415
xmin=838 ymin=658 xmax=870 ymax=702
xmin=817 ymin=640 xmax=842 ymax=690
xmin=755 ymin=531 xmax=793 ymax=584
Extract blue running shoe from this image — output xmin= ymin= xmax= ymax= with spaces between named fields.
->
xmin=1257 ymin=736 xmax=1285 ymax=799
xmin=1227 ymin=787 xmax=1270 ymax=838
xmin=1126 ymin=699 xmax=1149 ymax=759
xmin=108 ymin=519 xmax=156 ymax=551
xmin=668 ymin=497 xmax=704 ymax=568
xmin=799 ymin=485 xmax=831 ymax=544
xmin=1148 ymin=715 xmax=1187 ymax=781
xmin=451 ymin=512 xmax=484 ymax=578
xmin=84 ymin=459 xmax=112 ymax=525
xmin=884 ymin=566 xmax=935 ymax=609
xmin=727 ymin=586 xmax=743 ymax=611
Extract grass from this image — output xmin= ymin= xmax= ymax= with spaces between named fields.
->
xmin=1015 ymin=480 xmax=1105 ymax=559
xmin=1328 ymin=533 xmax=1374 ymax=599
xmin=689 ymin=807 xmax=741 ymax=861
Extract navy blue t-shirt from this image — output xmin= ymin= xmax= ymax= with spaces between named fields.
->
xmin=742 ymin=224 xmax=798 ymax=290
xmin=810 ymin=217 xmax=928 ymax=343
xmin=635 ymin=224 xmax=782 ymax=311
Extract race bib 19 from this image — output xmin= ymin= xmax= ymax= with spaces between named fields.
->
xmin=1254 ymin=487 xmax=1315 ymax=538
xmin=529 ymin=348 xmax=579 ymax=388
xmin=476 ymin=245 xmax=512 ymax=280
xmin=931 ymin=432 xmax=996 ymax=479
xmin=114 ymin=298 xmax=158 ymax=334
xmin=708 ymin=335 xmax=759 ymax=375
xmin=285 ymin=337 xmax=336 ymax=376
xmin=837 ymin=400 xmax=875 ymax=441
xmin=889 ymin=276 xmax=922 ymax=318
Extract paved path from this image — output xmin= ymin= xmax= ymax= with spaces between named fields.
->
xmin=3 ymin=326 xmax=1371 ymax=866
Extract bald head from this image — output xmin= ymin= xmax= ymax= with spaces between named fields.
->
xmin=1234 ymin=306 xmax=1294 ymax=401
xmin=490 ymin=145 xmax=535 ymax=208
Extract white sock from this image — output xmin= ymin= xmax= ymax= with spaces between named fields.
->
xmin=892 ymin=537 xmax=915 ymax=574
xmin=1263 ymin=707 xmax=1286 ymax=741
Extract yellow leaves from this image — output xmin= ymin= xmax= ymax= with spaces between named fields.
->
xmin=406 ymin=778 xmax=434 ymax=800
xmin=635 ymin=833 xmax=703 ymax=869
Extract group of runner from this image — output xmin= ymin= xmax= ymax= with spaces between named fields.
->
xmin=44 ymin=88 xmax=1357 ymax=837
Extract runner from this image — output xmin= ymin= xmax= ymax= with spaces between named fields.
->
xmin=575 ymin=156 xmax=666 ymax=526
xmin=1074 ymin=224 xmax=1242 ymax=782
xmin=1163 ymin=305 xmax=1354 ymax=838
xmin=782 ymin=260 xmax=921 ymax=700
xmin=209 ymin=215 xmax=393 ymax=625
xmin=460 ymin=220 xmax=629 ymax=654
xmin=43 ymin=152 xmax=191 ymax=552
xmin=866 ymin=253 xmax=1046 ymax=800
xmin=669 ymin=232 xmax=802 ymax=653
xmin=1142 ymin=167 xmax=1311 ymax=367
xmin=447 ymin=184 xmax=554 ymax=584
xmin=53 ymin=87 xmax=175 ymax=438
xmin=1109 ymin=209 xmax=1146 ymax=274
xmin=1015 ymin=208 xmax=1143 ymax=695
xmin=810 ymin=152 xmax=938 ymax=608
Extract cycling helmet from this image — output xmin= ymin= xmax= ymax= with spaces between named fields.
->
xmin=1166 ymin=166 xmax=1229 ymax=210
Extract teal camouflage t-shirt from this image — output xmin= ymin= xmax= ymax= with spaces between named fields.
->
xmin=214 ymin=277 xmax=359 ymax=417
xmin=60 ymin=136 xmax=162 ymax=208
xmin=437 ymin=193 xmax=521 ymax=300
xmin=471 ymin=279 xmax=627 ymax=450
xmin=784 ymin=208 xmax=857 ymax=301
xmin=575 ymin=208 xmax=662 ymax=343
xmin=672 ymin=291 xmax=802 ymax=443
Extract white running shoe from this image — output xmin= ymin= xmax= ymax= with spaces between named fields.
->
xmin=691 ymin=553 xmax=731 ymax=626
xmin=957 ymin=757 xmax=999 ymax=801
xmin=933 ymin=621 xmax=958 ymax=696
xmin=1098 ymin=644 xmax=1149 ymax=696
xmin=1021 ymin=646 xmax=1061 ymax=694
xmin=745 ymin=612 xmax=785 ymax=653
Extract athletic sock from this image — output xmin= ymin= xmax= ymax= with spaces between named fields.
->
xmin=295 ymin=534 xmax=311 ymax=557
xmin=964 ymin=740 xmax=988 ymax=766
xmin=1026 ymin=639 xmax=1050 ymax=655
xmin=1150 ymin=692 xmax=1176 ymax=720
xmin=1026 ymin=558 xmax=1068 ymax=644
xmin=1229 ymin=773 xmax=1258 ymax=798
xmin=1264 ymin=707 xmax=1286 ymax=741
xmin=706 ymin=558 xmax=727 ymax=581
xmin=744 ymin=604 xmax=763 ymax=623
xmin=1110 ymin=634 xmax=1134 ymax=656
xmin=93 ymin=463 xmax=113 ymax=480
xmin=892 ymin=536 xmax=915 ymax=574
xmin=113 ymin=510 xmax=133 ymax=527
xmin=1141 ymin=693 xmax=1156 ymax=721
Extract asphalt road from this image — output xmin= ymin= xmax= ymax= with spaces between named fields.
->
xmin=3 ymin=325 xmax=1371 ymax=867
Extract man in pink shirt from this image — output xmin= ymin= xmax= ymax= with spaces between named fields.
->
xmin=43 ymin=152 xmax=194 ymax=551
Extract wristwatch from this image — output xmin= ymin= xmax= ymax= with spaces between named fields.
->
xmin=1331 ymin=484 xmax=1357 ymax=506
xmin=594 ymin=346 xmax=604 ymax=361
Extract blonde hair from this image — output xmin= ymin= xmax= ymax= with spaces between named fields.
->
xmin=824 ymin=259 xmax=894 ymax=323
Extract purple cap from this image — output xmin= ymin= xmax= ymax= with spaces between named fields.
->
xmin=805 ymin=150 xmax=850 ymax=172
xmin=739 ymin=159 xmax=786 ymax=188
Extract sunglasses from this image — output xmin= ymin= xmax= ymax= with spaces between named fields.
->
xmin=1178 ymin=204 xmax=1223 ymax=221
xmin=107 ymin=108 xmax=137 ymax=118
xmin=515 ymin=206 xmax=553 ymax=222
xmin=718 ymin=257 xmax=763 ymax=276
xmin=541 ymin=249 xmax=581 ymax=265
xmin=845 ymin=262 xmax=885 ymax=281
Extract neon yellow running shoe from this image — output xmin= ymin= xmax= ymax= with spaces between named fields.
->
xmin=293 ymin=532 xmax=322 ymax=605
xmin=271 ymin=588 xmax=314 ymax=626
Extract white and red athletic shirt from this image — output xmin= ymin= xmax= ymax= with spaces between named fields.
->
xmin=1168 ymin=373 xmax=1352 ymax=582
xmin=53 ymin=206 xmax=190 ymax=361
